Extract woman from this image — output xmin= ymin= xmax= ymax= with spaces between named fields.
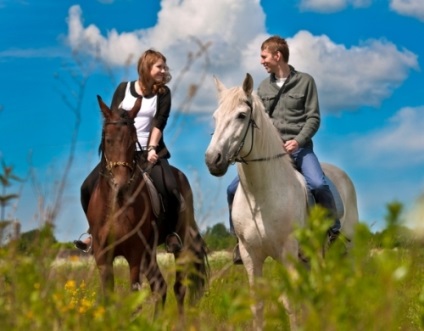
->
xmin=74 ymin=49 xmax=182 ymax=253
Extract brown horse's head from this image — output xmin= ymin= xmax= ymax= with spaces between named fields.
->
xmin=97 ymin=95 xmax=141 ymax=191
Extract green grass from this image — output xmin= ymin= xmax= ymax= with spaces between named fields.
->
xmin=2 ymin=213 xmax=424 ymax=330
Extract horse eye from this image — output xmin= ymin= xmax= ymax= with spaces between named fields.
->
xmin=210 ymin=132 xmax=214 ymax=136
xmin=237 ymin=113 xmax=247 ymax=120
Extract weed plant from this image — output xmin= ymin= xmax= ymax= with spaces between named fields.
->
xmin=1 ymin=209 xmax=424 ymax=330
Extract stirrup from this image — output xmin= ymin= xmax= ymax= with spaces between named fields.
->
xmin=165 ymin=232 xmax=183 ymax=254
xmin=74 ymin=233 xmax=92 ymax=253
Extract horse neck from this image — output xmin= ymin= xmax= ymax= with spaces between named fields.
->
xmin=236 ymin=119 xmax=297 ymax=192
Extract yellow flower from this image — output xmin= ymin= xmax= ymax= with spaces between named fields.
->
xmin=64 ymin=280 xmax=76 ymax=291
xmin=93 ymin=306 xmax=106 ymax=320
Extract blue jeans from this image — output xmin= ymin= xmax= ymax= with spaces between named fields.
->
xmin=227 ymin=144 xmax=340 ymax=233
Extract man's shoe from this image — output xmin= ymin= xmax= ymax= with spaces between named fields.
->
xmin=233 ymin=244 xmax=243 ymax=265
xmin=165 ymin=232 xmax=183 ymax=254
xmin=327 ymin=228 xmax=340 ymax=245
xmin=73 ymin=240 xmax=89 ymax=252
xmin=323 ymin=228 xmax=341 ymax=256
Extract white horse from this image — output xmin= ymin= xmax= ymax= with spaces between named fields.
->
xmin=205 ymin=73 xmax=358 ymax=330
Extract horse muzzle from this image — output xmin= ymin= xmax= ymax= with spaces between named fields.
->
xmin=205 ymin=151 xmax=230 ymax=177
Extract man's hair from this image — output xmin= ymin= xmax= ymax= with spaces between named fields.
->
xmin=261 ymin=36 xmax=289 ymax=63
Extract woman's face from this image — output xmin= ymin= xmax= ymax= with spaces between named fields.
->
xmin=150 ymin=58 xmax=167 ymax=83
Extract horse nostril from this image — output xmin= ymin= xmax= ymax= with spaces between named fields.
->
xmin=215 ymin=153 xmax=222 ymax=165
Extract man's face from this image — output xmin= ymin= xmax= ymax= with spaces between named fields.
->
xmin=260 ymin=48 xmax=279 ymax=74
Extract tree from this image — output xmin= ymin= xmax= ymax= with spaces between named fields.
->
xmin=0 ymin=160 xmax=22 ymax=221
xmin=0 ymin=160 xmax=23 ymax=243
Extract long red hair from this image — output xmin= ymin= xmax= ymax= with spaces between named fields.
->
xmin=137 ymin=49 xmax=172 ymax=96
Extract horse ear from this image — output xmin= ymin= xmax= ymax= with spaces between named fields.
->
xmin=213 ymin=75 xmax=227 ymax=94
xmin=242 ymin=73 xmax=254 ymax=97
xmin=97 ymin=95 xmax=111 ymax=119
xmin=128 ymin=97 xmax=142 ymax=119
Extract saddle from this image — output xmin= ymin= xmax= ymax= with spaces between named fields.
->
xmin=142 ymin=172 xmax=186 ymax=218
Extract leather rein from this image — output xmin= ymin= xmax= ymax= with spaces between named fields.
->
xmin=230 ymin=100 xmax=285 ymax=164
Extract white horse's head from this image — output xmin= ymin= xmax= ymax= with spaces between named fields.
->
xmin=205 ymin=73 xmax=258 ymax=176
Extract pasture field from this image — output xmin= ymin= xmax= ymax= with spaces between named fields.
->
xmin=1 ymin=214 xmax=424 ymax=331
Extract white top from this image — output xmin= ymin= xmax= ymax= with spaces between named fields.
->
xmin=120 ymin=82 xmax=157 ymax=149
xmin=276 ymin=77 xmax=287 ymax=88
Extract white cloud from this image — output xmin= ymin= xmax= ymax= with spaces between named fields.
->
xmin=349 ymin=106 xmax=424 ymax=168
xmin=288 ymin=31 xmax=419 ymax=112
xmin=390 ymin=0 xmax=424 ymax=22
xmin=299 ymin=0 xmax=371 ymax=13
xmin=65 ymin=1 xmax=418 ymax=114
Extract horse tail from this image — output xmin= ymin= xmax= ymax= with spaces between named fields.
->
xmin=173 ymin=167 xmax=210 ymax=305
xmin=185 ymin=226 xmax=210 ymax=305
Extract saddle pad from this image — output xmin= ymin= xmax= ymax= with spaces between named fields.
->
xmin=142 ymin=172 xmax=187 ymax=217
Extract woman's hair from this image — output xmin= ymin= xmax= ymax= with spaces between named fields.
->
xmin=137 ymin=49 xmax=172 ymax=95
xmin=261 ymin=36 xmax=289 ymax=63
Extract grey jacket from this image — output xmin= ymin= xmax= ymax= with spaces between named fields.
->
xmin=257 ymin=65 xmax=320 ymax=147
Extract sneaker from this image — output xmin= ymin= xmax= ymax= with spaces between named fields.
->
xmin=165 ymin=232 xmax=183 ymax=254
xmin=233 ymin=244 xmax=243 ymax=265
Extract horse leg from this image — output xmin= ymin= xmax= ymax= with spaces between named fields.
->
xmin=277 ymin=239 xmax=300 ymax=330
xmin=128 ymin=257 xmax=143 ymax=315
xmin=240 ymin=242 xmax=265 ymax=331
xmin=173 ymin=255 xmax=187 ymax=317
xmin=97 ymin=261 xmax=114 ymax=301
xmin=142 ymin=253 xmax=167 ymax=318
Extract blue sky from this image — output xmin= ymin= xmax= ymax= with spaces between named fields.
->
xmin=1 ymin=0 xmax=423 ymax=242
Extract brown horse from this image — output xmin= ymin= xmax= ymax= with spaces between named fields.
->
xmin=86 ymin=95 xmax=209 ymax=316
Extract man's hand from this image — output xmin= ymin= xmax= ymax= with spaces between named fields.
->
xmin=283 ymin=139 xmax=299 ymax=154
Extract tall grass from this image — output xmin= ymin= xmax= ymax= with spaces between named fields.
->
xmin=1 ymin=210 xmax=424 ymax=330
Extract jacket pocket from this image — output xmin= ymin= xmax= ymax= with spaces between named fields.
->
xmin=261 ymin=95 xmax=277 ymax=113
xmin=285 ymin=93 xmax=304 ymax=109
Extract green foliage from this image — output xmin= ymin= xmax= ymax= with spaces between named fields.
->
xmin=202 ymin=222 xmax=236 ymax=251
xmin=2 ymin=206 xmax=424 ymax=330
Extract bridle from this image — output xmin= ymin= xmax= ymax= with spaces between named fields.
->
xmin=230 ymin=99 xmax=285 ymax=164
xmin=103 ymin=118 xmax=138 ymax=178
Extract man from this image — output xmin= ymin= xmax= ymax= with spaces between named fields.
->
xmin=228 ymin=35 xmax=340 ymax=264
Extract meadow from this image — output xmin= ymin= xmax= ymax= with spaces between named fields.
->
xmin=1 ymin=207 xmax=424 ymax=331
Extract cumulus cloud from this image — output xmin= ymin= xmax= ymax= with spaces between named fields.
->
xmin=349 ymin=106 xmax=424 ymax=168
xmin=390 ymin=0 xmax=424 ymax=22
xmin=299 ymin=0 xmax=371 ymax=13
xmin=65 ymin=1 xmax=418 ymax=114
xmin=288 ymin=31 xmax=419 ymax=111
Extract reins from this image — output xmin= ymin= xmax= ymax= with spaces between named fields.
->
xmin=231 ymin=100 xmax=286 ymax=164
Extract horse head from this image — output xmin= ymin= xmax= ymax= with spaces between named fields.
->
xmin=205 ymin=73 xmax=256 ymax=176
xmin=97 ymin=95 xmax=141 ymax=191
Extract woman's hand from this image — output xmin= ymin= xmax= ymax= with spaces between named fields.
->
xmin=147 ymin=146 xmax=158 ymax=164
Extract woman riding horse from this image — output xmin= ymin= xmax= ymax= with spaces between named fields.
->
xmin=75 ymin=49 xmax=182 ymax=253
